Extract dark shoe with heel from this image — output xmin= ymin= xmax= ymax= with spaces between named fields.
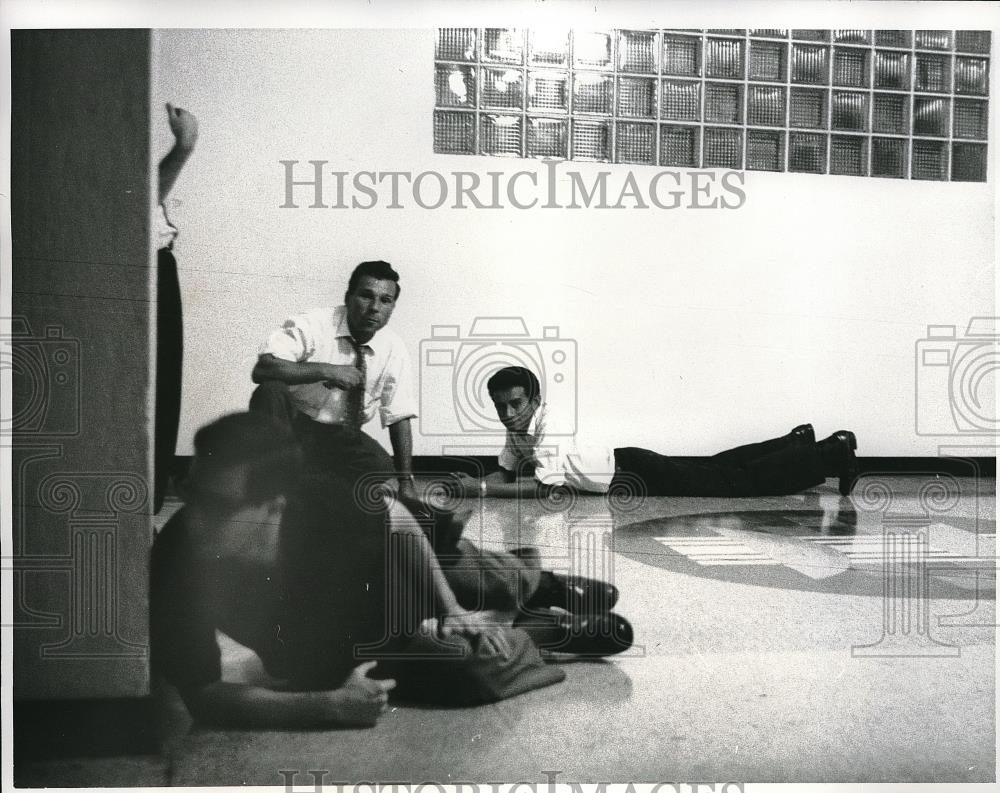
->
xmin=818 ymin=430 xmax=859 ymax=496
xmin=525 ymin=570 xmax=620 ymax=614
xmin=790 ymin=423 xmax=815 ymax=444
xmin=514 ymin=610 xmax=633 ymax=656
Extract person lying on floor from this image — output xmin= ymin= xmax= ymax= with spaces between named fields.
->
xmin=150 ymin=412 xmax=631 ymax=729
xmin=448 ymin=366 xmax=860 ymax=501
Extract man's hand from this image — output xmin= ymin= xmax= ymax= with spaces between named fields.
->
xmin=166 ymin=102 xmax=198 ymax=151
xmin=332 ymin=661 xmax=396 ymax=727
xmin=397 ymin=477 xmax=418 ymax=501
xmin=440 ymin=610 xmax=511 ymax=657
xmin=319 ymin=364 xmax=364 ymax=390
xmin=450 ymin=473 xmax=481 ymax=498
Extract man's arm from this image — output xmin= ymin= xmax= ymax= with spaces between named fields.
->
xmin=387 ymin=501 xmax=510 ymax=655
xmin=456 ymin=471 xmax=554 ymax=499
xmin=159 ymin=103 xmax=198 ymax=203
xmin=252 ymin=353 xmax=362 ymax=390
xmin=179 ymin=661 xmax=395 ymax=729
xmin=387 ymin=418 xmax=416 ymax=497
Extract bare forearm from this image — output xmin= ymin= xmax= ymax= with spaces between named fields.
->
xmin=483 ymin=477 xmax=549 ymax=499
xmin=388 ymin=502 xmax=462 ymax=615
xmin=183 ymin=681 xmax=343 ymax=728
xmin=388 ymin=419 xmax=414 ymax=481
xmin=252 ymin=354 xmax=332 ymax=385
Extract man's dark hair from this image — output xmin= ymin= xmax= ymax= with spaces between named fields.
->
xmin=192 ymin=412 xmax=303 ymax=504
xmin=345 ymin=260 xmax=401 ymax=301
xmin=486 ymin=366 xmax=541 ymax=401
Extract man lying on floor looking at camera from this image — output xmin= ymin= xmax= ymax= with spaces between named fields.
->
xmin=151 ymin=412 xmax=630 ymax=728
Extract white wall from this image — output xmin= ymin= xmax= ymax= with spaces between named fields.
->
xmin=153 ymin=27 xmax=995 ymax=458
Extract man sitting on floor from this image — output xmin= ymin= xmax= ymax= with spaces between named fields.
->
xmin=151 ymin=412 xmax=632 ymax=728
xmin=448 ymin=366 xmax=860 ymax=501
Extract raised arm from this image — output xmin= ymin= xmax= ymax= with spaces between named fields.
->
xmin=159 ymin=103 xmax=198 ymax=203
xmin=179 ymin=661 xmax=395 ymax=729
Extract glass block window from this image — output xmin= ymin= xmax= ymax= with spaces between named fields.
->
xmin=434 ymin=28 xmax=990 ymax=180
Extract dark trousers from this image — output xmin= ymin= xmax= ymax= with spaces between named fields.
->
xmin=154 ymin=247 xmax=182 ymax=514
xmin=613 ymin=431 xmax=826 ymax=497
xmin=249 ymin=380 xmax=395 ymax=483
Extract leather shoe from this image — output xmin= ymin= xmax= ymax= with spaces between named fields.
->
xmin=819 ymin=430 xmax=859 ymax=496
xmin=514 ymin=610 xmax=633 ymax=656
xmin=790 ymin=423 xmax=815 ymax=444
xmin=525 ymin=570 xmax=619 ymax=614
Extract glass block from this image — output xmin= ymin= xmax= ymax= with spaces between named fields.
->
xmin=749 ymin=41 xmax=786 ymax=81
xmin=573 ymin=73 xmax=613 ymax=114
xmin=663 ymin=34 xmax=701 ymax=76
xmin=706 ymin=38 xmax=744 ymax=78
xmin=871 ymin=137 xmax=907 ymax=178
xmin=617 ymin=77 xmax=657 ymax=117
xmin=527 ymin=117 xmax=567 ymax=158
xmin=915 ymin=31 xmax=951 ymax=50
xmin=751 ymin=29 xmax=787 ymax=38
xmin=709 ymin=30 xmax=745 ymax=35
xmin=748 ymin=85 xmax=786 ymax=126
xmin=530 ymin=29 xmax=570 ymax=66
xmin=875 ymin=30 xmax=911 ymax=48
xmin=830 ymin=135 xmax=867 ymax=176
xmin=660 ymin=124 xmax=700 ymax=167
xmin=481 ymin=68 xmax=523 ymax=109
xmin=833 ymin=30 xmax=870 ymax=44
xmin=873 ymin=92 xmax=908 ymax=134
xmin=572 ymin=120 xmax=610 ymax=161
xmin=832 ymin=91 xmax=868 ymax=131
xmin=955 ymin=57 xmax=989 ymax=95
xmin=789 ymin=132 xmax=826 ymax=173
xmin=952 ymin=142 xmax=987 ymax=182
xmin=619 ymin=30 xmax=658 ymax=73
xmin=435 ymin=64 xmax=476 ymax=108
xmin=911 ymin=139 xmax=948 ymax=180
xmin=955 ymin=31 xmax=991 ymax=54
xmin=661 ymin=80 xmax=701 ymax=121
xmin=793 ymin=30 xmax=830 ymax=42
xmin=833 ymin=48 xmax=869 ymax=87
xmin=790 ymin=88 xmax=827 ymax=128
xmin=874 ymin=50 xmax=910 ymax=89
xmin=437 ymin=28 xmax=476 ymax=61
xmin=953 ymin=99 xmax=988 ymax=140
xmin=615 ymin=121 xmax=656 ymax=164
xmin=747 ymin=130 xmax=784 ymax=171
xmin=528 ymin=71 xmax=569 ymax=112
xmin=575 ymin=31 xmax=613 ymax=69
xmin=433 ymin=111 xmax=475 ymax=154
xmin=483 ymin=29 xmax=524 ymax=63
xmin=913 ymin=96 xmax=949 ymax=136
xmin=480 ymin=115 xmax=522 ymax=156
xmin=704 ymin=82 xmax=743 ymax=124
xmin=792 ymin=44 xmax=830 ymax=84
xmin=914 ymin=54 xmax=951 ymax=92
xmin=703 ymin=127 xmax=743 ymax=168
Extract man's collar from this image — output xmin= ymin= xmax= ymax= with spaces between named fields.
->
xmin=334 ymin=305 xmax=385 ymax=354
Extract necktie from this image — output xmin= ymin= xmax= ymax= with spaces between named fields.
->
xmin=346 ymin=338 xmax=368 ymax=429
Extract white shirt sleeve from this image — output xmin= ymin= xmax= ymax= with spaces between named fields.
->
xmin=532 ymin=440 xmax=568 ymax=487
xmin=259 ymin=313 xmax=316 ymax=362
xmin=498 ymin=435 xmax=517 ymax=473
xmin=378 ymin=343 xmax=418 ymax=427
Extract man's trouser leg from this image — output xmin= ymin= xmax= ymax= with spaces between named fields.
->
xmin=710 ymin=430 xmax=802 ymax=467
xmin=614 ymin=443 xmax=825 ymax=496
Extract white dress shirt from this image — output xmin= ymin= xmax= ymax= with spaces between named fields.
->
xmin=498 ymin=402 xmax=615 ymax=493
xmin=260 ymin=305 xmax=417 ymax=428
